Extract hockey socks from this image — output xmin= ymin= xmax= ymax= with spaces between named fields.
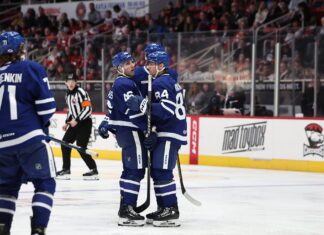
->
xmin=31 ymin=179 xmax=55 ymax=229
xmin=119 ymin=178 xmax=141 ymax=206
xmin=154 ymin=180 xmax=177 ymax=207
xmin=0 ymin=195 xmax=16 ymax=233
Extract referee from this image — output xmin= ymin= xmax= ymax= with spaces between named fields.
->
xmin=56 ymin=73 xmax=98 ymax=180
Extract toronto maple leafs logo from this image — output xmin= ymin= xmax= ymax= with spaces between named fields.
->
xmin=303 ymin=123 xmax=324 ymax=158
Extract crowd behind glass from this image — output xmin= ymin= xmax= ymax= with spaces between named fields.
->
xmin=1 ymin=0 xmax=324 ymax=117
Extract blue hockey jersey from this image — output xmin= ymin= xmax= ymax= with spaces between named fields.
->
xmin=107 ymin=75 xmax=147 ymax=133
xmin=0 ymin=60 xmax=56 ymax=152
xmin=151 ymin=73 xmax=187 ymax=145
xmin=134 ymin=66 xmax=178 ymax=97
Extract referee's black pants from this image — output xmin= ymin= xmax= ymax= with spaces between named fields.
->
xmin=61 ymin=118 xmax=97 ymax=171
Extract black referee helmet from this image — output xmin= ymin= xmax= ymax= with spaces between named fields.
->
xmin=65 ymin=73 xmax=77 ymax=81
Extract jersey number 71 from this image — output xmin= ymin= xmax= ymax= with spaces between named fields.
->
xmin=0 ymin=85 xmax=18 ymax=120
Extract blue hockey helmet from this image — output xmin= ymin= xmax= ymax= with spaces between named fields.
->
xmin=0 ymin=31 xmax=25 ymax=56
xmin=146 ymin=51 xmax=169 ymax=68
xmin=144 ymin=43 xmax=164 ymax=54
xmin=112 ymin=52 xmax=135 ymax=68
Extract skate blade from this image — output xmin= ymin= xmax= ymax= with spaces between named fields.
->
xmin=118 ymin=218 xmax=145 ymax=227
xmin=153 ymin=219 xmax=180 ymax=227
xmin=146 ymin=218 xmax=153 ymax=224
xmin=55 ymin=175 xmax=71 ymax=180
xmin=83 ymin=175 xmax=99 ymax=181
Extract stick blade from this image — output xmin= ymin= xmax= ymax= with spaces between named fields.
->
xmin=184 ymin=192 xmax=202 ymax=206
xmin=85 ymin=149 xmax=99 ymax=157
xmin=134 ymin=200 xmax=149 ymax=213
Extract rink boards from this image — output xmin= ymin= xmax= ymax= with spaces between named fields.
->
xmin=49 ymin=113 xmax=324 ymax=172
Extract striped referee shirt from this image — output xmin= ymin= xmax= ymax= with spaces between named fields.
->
xmin=65 ymin=86 xmax=92 ymax=123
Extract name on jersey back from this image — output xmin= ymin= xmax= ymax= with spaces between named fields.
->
xmin=0 ymin=73 xmax=22 ymax=84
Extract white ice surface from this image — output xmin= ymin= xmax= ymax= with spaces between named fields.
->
xmin=10 ymin=158 xmax=324 ymax=235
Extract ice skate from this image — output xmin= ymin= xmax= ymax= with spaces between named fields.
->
xmin=30 ymin=217 xmax=46 ymax=235
xmin=0 ymin=223 xmax=9 ymax=235
xmin=31 ymin=227 xmax=45 ymax=235
xmin=82 ymin=169 xmax=99 ymax=180
xmin=56 ymin=169 xmax=71 ymax=180
xmin=146 ymin=207 xmax=162 ymax=224
xmin=118 ymin=204 xmax=145 ymax=227
xmin=152 ymin=206 xmax=180 ymax=227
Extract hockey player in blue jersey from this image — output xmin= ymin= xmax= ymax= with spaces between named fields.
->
xmin=0 ymin=31 xmax=56 ymax=235
xmin=134 ymin=43 xmax=178 ymax=97
xmin=127 ymin=51 xmax=187 ymax=227
xmin=98 ymin=52 xmax=148 ymax=226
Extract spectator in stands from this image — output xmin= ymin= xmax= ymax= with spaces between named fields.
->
xmin=224 ymin=82 xmax=246 ymax=115
xmin=296 ymin=1 xmax=312 ymax=25
xmin=112 ymin=17 xmax=129 ymax=43
xmin=265 ymin=1 xmax=283 ymax=23
xmin=186 ymin=82 xmax=210 ymax=114
xmin=54 ymin=63 xmax=66 ymax=81
xmin=58 ymin=12 xmax=70 ymax=32
xmin=279 ymin=61 xmax=291 ymax=80
xmin=291 ymin=57 xmax=304 ymax=79
xmin=183 ymin=15 xmax=195 ymax=32
xmin=229 ymin=1 xmax=244 ymax=29
xmin=113 ymin=4 xmax=130 ymax=21
xmin=233 ymin=36 xmax=251 ymax=60
xmin=29 ymin=31 xmax=44 ymax=53
xmin=10 ymin=11 xmax=24 ymax=31
xmin=88 ymin=2 xmax=102 ymax=26
xmin=195 ymin=12 xmax=210 ymax=32
xmin=181 ymin=62 xmax=202 ymax=81
xmin=253 ymin=0 xmax=269 ymax=28
xmin=69 ymin=47 xmax=83 ymax=69
xmin=24 ymin=8 xmax=37 ymax=28
xmin=256 ymin=60 xmax=274 ymax=81
xmin=245 ymin=2 xmax=257 ymax=27
xmin=173 ymin=13 xmax=185 ymax=32
xmin=37 ymin=6 xmax=50 ymax=29
xmin=301 ymin=80 xmax=316 ymax=117
xmin=209 ymin=16 xmax=219 ymax=33
xmin=200 ymin=80 xmax=226 ymax=115
xmin=61 ymin=54 xmax=75 ymax=74
xmin=99 ymin=10 xmax=114 ymax=33
xmin=278 ymin=1 xmax=289 ymax=16
xmin=318 ymin=17 xmax=324 ymax=73
xmin=289 ymin=0 xmax=306 ymax=11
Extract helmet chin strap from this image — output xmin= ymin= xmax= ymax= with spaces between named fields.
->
xmin=153 ymin=64 xmax=165 ymax=78
xmin=117 ymin=66 xmax=128 ymax=77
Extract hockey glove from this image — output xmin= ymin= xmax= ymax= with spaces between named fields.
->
xmin=98 ymin=116 xmax=110 ymax=139
xmin=43 ymin=121 xmax=50 ymax=136
xmin=126 ymin=95 xmax=148 ymax=114
xmin=144 ymin=132 xmax=158 ymax=151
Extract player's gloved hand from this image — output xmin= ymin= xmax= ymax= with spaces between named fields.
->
xmin=44 ymin=135 xmax=51 ymax=143
xmin=98 ymin=116 xmax=110 ymax=139
xmin=43 ymin=121 xmax=50 ymax=136
xmin=144 ymin=131 xmax=158 ymax=151
xmin=126 ymin=95 xmax=148 ymax=113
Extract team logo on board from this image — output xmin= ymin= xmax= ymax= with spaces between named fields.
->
xmin=222 ymin=121 xmax=267 ymax=154
xmin=303 ymin=123 xmax=324 ymax=158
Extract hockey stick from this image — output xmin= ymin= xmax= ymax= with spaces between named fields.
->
xmin=48 ymin=136 xmax=99 ymax=157
xmin=177 ymin=157 xmax=202 ymax=206
xmin=134 ymin=74 xmax=152 ymax=213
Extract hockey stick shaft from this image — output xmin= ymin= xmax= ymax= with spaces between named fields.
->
xmin=49 ymin=136 xmax=99 ymax=157
xmin=177 ymin=157 xmax=202 ymax=206
xmin=134 ymin=74 xmax=152 ymax=213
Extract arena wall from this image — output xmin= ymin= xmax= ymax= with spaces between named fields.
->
xmin=50 ymin=113 xmax=324 ymax=172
